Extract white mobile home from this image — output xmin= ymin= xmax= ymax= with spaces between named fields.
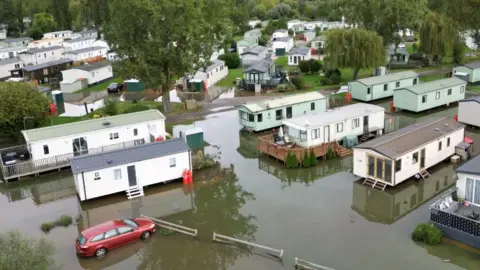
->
xmin=62 ymin=38 xmax=96 ymax=52
xmin=458 ymin=96 xmax=480 ymax=127
xmin=70 ymin=138 xmax=191 ymax=201
xmin=282 ymin=103 xmax=385 ymax=148
xmin=0 ymin=46 xmax=28 ymax=61
xmin=240 ymin=45 xmax=268 ymax=66
xmin=28 ymin=38 xmax=64 ymax=49
xmin=272 ymin=29 xmax=289 ymax=39
xmin=288 ymin=46 xmax=311 ymax=65
xmin=237 ymin=92 xmax=327 ymax=132
xmin=0 ymin=58 xmax=23 ymax=80
xmin=272 ymin=37 xmax=294 ymax=56
xmin=18 ymin=46 xmax=64 ymax=65
xmin=455 ymin=155 xmax=480 ymax=207
xmin=349 ymin=71 xmax=420 ymax=102
xmin=353 ymin=117 xmax=465 ymax=188
xmin=193 ymin=60 xmax=228 ymax=89
xmin=0 ymin=37 xmax=33 ymax=48
xmin=43 ymin=30 xmax=73 ymax=39
xmin=61 ymin=60 xmax=113 ymax=87
xmin=63 ymin=46 xmax=107 ymax=62
xmin=21 ymin=109 xmax=166 ymax=164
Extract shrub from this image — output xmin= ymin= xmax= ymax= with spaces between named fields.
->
xmin=325 ymin=68 xmax=341 ymax=79
xmin=412 ymin=223 xmax=442 ymax=245
xmin=302 ymin=151 xmax=311 ymax=168
xmin=298 ymin=60 xmax=310 ymax=73
xmin=321 ymin=78 xmax=334 ymax=86
xmin=40 ymin=222 xmax=55 ymax=233
xmin=192 ymin=151 xmax=219 ymax=170
xmin=326 ymin=148 xmax=336 ymax=160
xmin=123 ymin=104 xmax=150 ymax=114
xmin=330 ymin=74 xmax=341 ymax=84
xmin=276 ymin=84 xmax=287 ymax=92
xmin=218 ymin=52 xmax=240 ymax=69
xmin=309 ymin=149 xmax=317 ymax=166
xmin=309 ymin=59 xmax=322 ymax=73
xmin=54 ymin=215 xmax=73 ymax=227
xmin=103 ymin=97 xmax=119 ymax=116
xmin=291 ymin=76 xmax=305 ymax=90
xmin=286 ymin=151 xmax=298 ymax=169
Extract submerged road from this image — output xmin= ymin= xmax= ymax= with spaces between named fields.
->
xmin=166 ymin=67 xmax=468 ymax=123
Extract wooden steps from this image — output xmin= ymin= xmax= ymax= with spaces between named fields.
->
xmin=126 ymin=185 xmax=144 ymax=199
xmin=362 ymin=178 xmax=387 ymax=191
xmin=359 ymin=133 xmax=376 ymax=142
xmin=420 ymin=170 xmax=430 ymax=179
xmin=337 ymin=147 xmax=353 ymax=157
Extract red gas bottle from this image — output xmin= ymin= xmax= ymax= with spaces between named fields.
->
xmin=182 ymin=170 xmax=188 ymax=185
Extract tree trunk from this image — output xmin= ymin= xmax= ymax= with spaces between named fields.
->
xmin=352 ymin=67 xmax=360 ymax=80
xmin=162 ymin=83 xmax=171 ymax=113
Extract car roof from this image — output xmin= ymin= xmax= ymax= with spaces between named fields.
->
xmin=109 ymin=82 xmax=119 ymax=85
xmin=81 ymin=219 xmax=126 ymax=238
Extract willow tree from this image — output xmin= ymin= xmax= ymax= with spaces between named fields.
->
xmin=419 ymin=11 xmax=459 ymax=65
xmin=104 ymin=0 xmax=233 ymax=112
xmin=324 ymin=28 xmax=384 ymax=80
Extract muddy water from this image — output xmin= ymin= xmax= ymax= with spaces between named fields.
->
xmin=1 ymin=101 xmax=480 ymax=269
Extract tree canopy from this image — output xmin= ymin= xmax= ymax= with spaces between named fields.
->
xmin=0 ymin=82 xmax=50 ymax=138
xmin=105 ymin=0 xmax=234 ymax=112
xmin=419 ymin=11 xmax=459 ymax=63
xmin=28 ymin=13 xmax=57 ymax=39
xmin=325 ymin=28 xmax=385 ymax=79
xmin=0 ymin=231 xmax=58 ymax=270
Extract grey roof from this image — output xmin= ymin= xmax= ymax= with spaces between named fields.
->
xmin=22 ymin=109 xmax=165 ymax=142
xmin=0 ymin=46 xmax=27 ymax=53
xmin=199 ymin=60 xmax=225 ymax=73
xmin=0 ymin=57 xmax=22 ymax=66
xmin=22 ymin=58 xmax=72 ymax=72
xmin=273 ymin=37 xmax=291 ymax=42
xmin=354 ymin=117 xmax=465 ymax=159
xmin=1 ymin=37 xmax=32 ymax=43
xmin=274 ymin=29 xmax=288 ymax=33
xmin=355 ymin=71 xmax=419 ymax=86
xmin=396 ymin=77 xmax=466 ymax=95
xmin=22 ymin=58 xmax=73 ymax=72
xmin=20 ymin=46 xmax=63 ymax=54
xmin=64 ymin=46 xmax=106 ymax=55
xmin=73 ymin=60 xmax=111 ymax=71
xmin=288 ymin=46 xmax=310 ymax=55
xmin=464 ymin=62 xmax=480 ymax=70
xmin=244 ymin=58 xmax=273 ymax=73
xmin=69 ymin=138 xmax=189 ymax=174
xmin=241 ymin=45 xmax=267 ymax=55
xmin=63 ymin=37 xmax=96 ymax=44
xmin=456 ymin=154 xmax=480 ymax=176
xmin=459 ymin=95 xmax=480 ymax=103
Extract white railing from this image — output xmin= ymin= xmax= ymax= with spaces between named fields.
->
xmin=141 ymin=215 xmax=198 ymax=238
xmin=213 ymin=232 xmax=284 ymax=260
xmin=295 ymin=257 xmax=335 ymax=270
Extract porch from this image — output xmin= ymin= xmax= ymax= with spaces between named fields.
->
xmin=257 ymin=134 xmax=352 ymax=165
xmin=0 ymin=138 xmax=146 ymax=181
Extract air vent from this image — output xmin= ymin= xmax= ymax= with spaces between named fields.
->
xmin=102 ymin=122 xmax=111 ymax=126
xmin=434 ymin=128 xmax=440 ymax=131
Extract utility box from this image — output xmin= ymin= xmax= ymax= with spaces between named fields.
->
xmin=180 ymin=127 xmax=204 ymax=149
xmin=124 ymin=79 xmax=145 ymax=92
xmin=51 ymin=90 xmax=65 ymax=115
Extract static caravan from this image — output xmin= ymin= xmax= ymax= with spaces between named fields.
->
xmin=453 ymin=62 xmax=480 ymax=83
xmin=282 ymin=103 xmax=385 ymax=148
xmin=237 ymin=92 xmax=326 ymax=132
xmin=193 ymin=60 xmax=228 ymax=89
xmin=61 ymin=60 xmax=113 ymax=87
xmin=0 ymin=58 xmax=23 ymax=80
xmin=458 ymin=96 xmax=480 ymax=127
xmin=455 ymin=155 xmax=480 ymax=207
xmin=21 ymin=109 xmax=166 ymax=165
xmin=393 ymin=77 xmax=466 ymax=113
xmin=348 ymin=71 xmax=420 ymax=102
xmin=70 ymin=138 xmax=191 ymax=201
xmin=353 ymin=117 xmax=465 ymax=189
xmin=63 ymin=46 xmax=107 ymax=62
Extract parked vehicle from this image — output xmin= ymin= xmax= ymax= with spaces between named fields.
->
xmin=107 ymin=82 xmax=123 ymax=93
xmin=75 ymin=218 xmax=155 ymax=258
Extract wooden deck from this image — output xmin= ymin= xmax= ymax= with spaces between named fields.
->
xmin=257 ymin=134 xmax=352 ymax=165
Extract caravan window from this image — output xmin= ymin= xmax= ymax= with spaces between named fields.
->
xmin=257 ymin=114 xmax=263 ymax=122
xmin=352 ymin=118 xmax=360 ymax=128
xmin=383 ymin=84 xmax=388 ymax=91
xmin=438 ymin=141 xmax=442 ymax=151
xmin=311 ymin=102 xmax=315 ymax=111
xmin=447 ymin=89 xmax=452 ymax=95
xmin=447 ymin=137 xmax=450 ymax=147
xmin=422 ymin=95 xmax=427 ymax=103
xmin=367 ymin=87 xmax=371 ymax=94
xmin=395 ymin=159 xmax=402 ymax=172
xmin=248 ymin=113 xmax=254 ymax=122
xmin=412 ymin=152 xmax=418 ymax=164
xmin=395 ymin=81 xmax=400 ymax=88
xmin=43 ymin=145 xmax=49 ymax=155
xmin=311 ymin=128 xmax=320 ymax=139
xmin=275 ymin=109 xmax=282 ymax=120
xmin=435 ymin=91 xmax=440 ymax=99
xmin=461 ymin=86 xmax=465 ymax=93
xmin=113 ymin=169 xmax=122 ymax=180
xmin=336 ymin=123 xmax=343 ymax=132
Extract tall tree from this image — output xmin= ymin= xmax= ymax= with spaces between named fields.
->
xmin=324 ymin=28 xmax=385 ymax=80
xmin=419 ymin=11 xmax=459 ymax=65
xmin=50 ymin=0 xmax=71 ymax=30
xmin=105 ymin=0 xmax=233 ymax=112
xmin=28 ymin=13 xmax=57 ymax=39
xmin=336 ymin=0 xmax=428 ymax=46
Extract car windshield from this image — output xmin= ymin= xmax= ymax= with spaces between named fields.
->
xmin=122 ymin=219 xmax=138 ymax=228
xmin=77 ymin=233 xmax=87 ymax=245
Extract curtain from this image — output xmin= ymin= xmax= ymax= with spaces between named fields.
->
xmin=474 ymin=179 xmax=480 ymax=205
xmin=466 ymin=178 xmax=474 ymax=202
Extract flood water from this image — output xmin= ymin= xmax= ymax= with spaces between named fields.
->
xmin=1 ymin=99 xmax=480 ymax=269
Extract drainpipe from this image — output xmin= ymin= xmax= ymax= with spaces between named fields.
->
xmin=81 ymin=171 xmax=87 ymax=200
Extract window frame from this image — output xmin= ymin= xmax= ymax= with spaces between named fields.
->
xmin=133 ymin=128 xmax=138 ymax=136
xmin=336 ymin=122 xmax=343 ymax=132
xmin=310 ymin=102 xmax=315 ymax=111
xmin=257 ymin=113 xmax=263 ymax=122
xmin=447 ymin=88 xmax=452 ymax=95
xmin=169 ymin=157 xmax=176 ymax=168
xmin=395 ymin=159 xmax=402 ymax=172
xmin=435 ymin=91 xmax=440 ymax=100
xmin=438 ymin=141 xmax=442 ymax=151
xmin=447 ymin=137 xmax=450 ymax=147
xmin=395 ymin=81 xmax=400 ymax=88
xmin=460 ymin=86 xmax=465 ymax=93
xmin=275 ymin=109 xmax=282 ymax=120
xmin=248 ymin=113 xmax=254 ymax=122
xmin=367 ymin=87 xmax=371 ymax=94
xmin=114 ymin=168 xmax=122 ymax=180
xmin=412 ymin=152 xmax=419 ymax=164
xmin=352 ymin=118 xmax=360 ymax=128
xmin=422 ymin=95 xmax=427 ymax=103
xmin=383 ymin=84 xmax=388 ymax=91
xmin=43 ymin=145 xmax=49 ymax=155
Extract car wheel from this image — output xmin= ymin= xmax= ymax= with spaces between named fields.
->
xmin=95 ymin=248 xmax=107 ymax=258
xmin=141 ymin=231 xmax=151 ymax=240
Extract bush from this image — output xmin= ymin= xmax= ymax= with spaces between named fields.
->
xmin=54 ymin=215 xmax=73 ymax=227
xmin=309 ymin=149 xmax=317 ymax=166
xmin=330 ymin=74 xmax=341 ymax=84
xmin=302 ymin=151 xmax=311 ymax=168
xmin=276 ymin=84 xmax=287 ymax=92
xmin=103 ymin=97 xmax=119 ymax=116
xmin=123 ymin=104 xmax=150 ymax=114
xmin=218 ymin=52 xmax=240 ymax=69
xmin=40 ymin=222 xmax=56 ymax=233
xmin=286 ymin=151 xmax=298 ymax=169
xmin=291 ymin=76 xmax=305 ymax=90
xmin=309 ymin=59 xmax=322 ymax=73
xmin=0 ymin=231 xmax=58 ymax=269
xmin=192 ymin=151 xmax=219 ymax=170
xmin=412 ymin=223 xmax=442 ymax=245
xmin=298 ymin=60 xmax=310 ymax=73
xmin=325 ymin=68 xmax=341 ymax=79
xmin=321 ymin=78 xmax=334 ymax=86
xmin=326 ymin=148 xmax=336 ymax=160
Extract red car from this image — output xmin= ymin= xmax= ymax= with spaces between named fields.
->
xmin=76 ymin=218 xmax=156 ymax=258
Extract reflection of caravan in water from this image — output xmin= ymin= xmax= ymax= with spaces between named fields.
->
xmin=78 ymin=183 xmax=193 ymax=231
xmin=352 ymin=165 xmax=456 ymax=224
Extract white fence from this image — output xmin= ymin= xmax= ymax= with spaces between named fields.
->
xmin=294 ymin=257 xmax=335 ymax=270
xmin=141 ymin=215 xmax=198 ymax=238
xmin=213 ymin=232 xmax=284 ymax=260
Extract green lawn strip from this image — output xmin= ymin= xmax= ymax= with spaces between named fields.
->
xmin=81 ymin=77 xmax=123 ymax=92
xmin=216 ymin=68 xmax=244 ymax=87
xmin=468 ymin=85 xmax=480 ymax=92
xmin=419 ymin=73 xmax=448 ymax=82
xmin=275 ymin=56 xmax=288 ymax=66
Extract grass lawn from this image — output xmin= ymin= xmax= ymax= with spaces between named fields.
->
xmin=216 ymin=68 xmax=244 ymax=87
xmin=468 ymin=84 xmax=480 ymax=92
xmin=419 ymin=73 xmax=448 ymax=82
xmin=275 ymin=56 xmax=288 ymax=66
xmin=81 ymin=77 xmax=123 ymax=92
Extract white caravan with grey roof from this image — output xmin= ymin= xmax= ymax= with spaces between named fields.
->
xmin=288 ymin=46 xmax=312 ymax=65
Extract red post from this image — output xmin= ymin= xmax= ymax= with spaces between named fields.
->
xmin=345 ymin=92 xmax=352 ymax=104
xmin=454 ymin=114 xmax=458 ymax=121
xmin=389 ymin=100 xmax=394 ymax=113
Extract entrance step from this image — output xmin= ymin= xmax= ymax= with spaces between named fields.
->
xmin=420 ymin=169 xmax=430 ymax=179
xmin=126 ymin=186 xmax=144 ymax=199
xmin=362 ymin=178 xmax=387 ymax=191
xmin=337 ymin=147 xmax=353 ymax=157
xmin=359 ymin=133 xmax=375 ymax=142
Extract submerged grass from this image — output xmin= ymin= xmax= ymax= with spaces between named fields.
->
xmin=40 ymin=215 xmax=73 ymax=233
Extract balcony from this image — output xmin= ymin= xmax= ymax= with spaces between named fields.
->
xmin=0 ymin=138 xmax=146 ymax=181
